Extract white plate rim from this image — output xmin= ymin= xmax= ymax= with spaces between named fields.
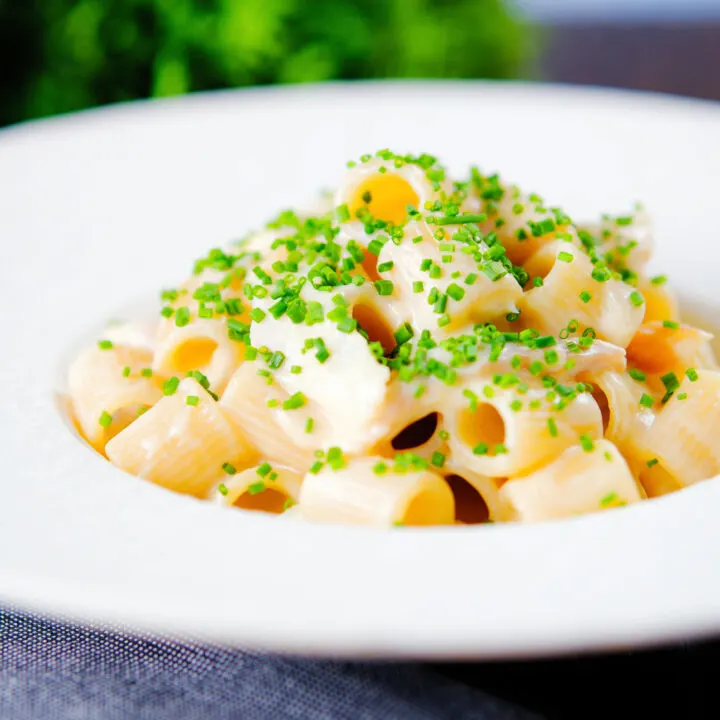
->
xmin=3 ymin=80 xmax=720 ymax=659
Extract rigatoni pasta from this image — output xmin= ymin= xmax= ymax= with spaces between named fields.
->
xmin=67 ymin=149 xmax=719 ymax=526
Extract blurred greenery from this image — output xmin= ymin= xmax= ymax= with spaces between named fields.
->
xmin=0 ymin=0 xmax=526 ymax=127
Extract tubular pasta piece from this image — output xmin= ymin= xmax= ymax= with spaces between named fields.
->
xmin=579 ymin=210 xmax=653 ymax=274
xmin=627 ymin=322 xmax=717 ymax=393
xmin=519 ymin=241 xmax=644 ymax=347
xmin=497 ymin=439 xmax=643 ymax=522
xmin=154 ymin=314 xmax=244 ymax=396
xmin=636 ymin=370 xmax=720 ymax=496
xmin=69 ymin=345 xmax=163 ymax=452
xmin=376 ymin=221 xmax=522 ymax=336
xmin=443 ymin=459 xmax=503 ymax=522
xmin=638 ymin=277 xmax=680 ymax=324
xmin=299 ymin=456 xmax=454 ymax=527
xmin=101 ymin=320 xmax=157 ymax=352
xmin=212 ymin=465 xmax=303 ymax=515
xmin=335 ymin=157 xmax=448 ymax=225
xmin=471 ymin=177 xmax=581 ymax=265
xmin=106 ymin=378 xmax=255 ymax=497
xmin=220 ymin=363 xmax=316 ymax=473
xmin=577 ymin=369 xmax=655 ymax=477
xmin=446 ymin=382 xmax=603 ymax=478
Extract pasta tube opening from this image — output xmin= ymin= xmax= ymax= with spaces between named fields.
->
xmin=444 ymin=474 xmax=490 ymax=524
xmin=638 ymin=461 xmax=682 ymax=498
xmin=352 ymin=302 xmax=397 ymax=354
xmin=349 ymin=174 xmax=419 ymax=225
xmin=456 ymin=404 xmax=506 ymax=456
xmin=391 ymin=412 xmax=439 ymax=451
xmin=213 ymin=465 xmax=302 ymax=515
xmin=587 ymin=383 xmax=611 ymax=434
xmin=172 ymin=338 xmax=219 ymax=374
xmin=234 ymin=488 xmax=291 ymax=514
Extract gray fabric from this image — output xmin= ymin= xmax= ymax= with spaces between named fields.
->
xmin=0 ymin=607 xmax=539 ymax=720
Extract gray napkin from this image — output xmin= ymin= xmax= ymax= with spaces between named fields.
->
xmin=0 ymin=606 xmax=539 ymax=720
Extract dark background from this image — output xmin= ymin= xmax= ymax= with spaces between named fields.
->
xmin=2 ymin=0 xmax=720 ymax=717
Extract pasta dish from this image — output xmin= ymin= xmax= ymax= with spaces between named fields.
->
xmin=67 ymin=150 xmax=718 ymax=526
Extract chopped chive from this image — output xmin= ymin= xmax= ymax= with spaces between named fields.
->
xmin=650 ymin=275 xmax=667 ymax=286
xmin=250 ymin=308 xmax=267 ymax=323
xmin=122 ymin=366 xmax=131 ymax=378
xmin=337 ymin=316 xmax=358 ymax=333
xmin=431 ymin=452 xmax=446 ymax=468
xmin=647 ymin=458 xmax=659 ymax=468
xmin=305 ymin=417 xmax=314 ymax=433
xmin=662 ymin=320 xmax=679 ymax=330
xmin=472 ymin=442 xmax=489 ymax=455
xmin=686 ymin=367 xmax=698 ymax=382
xmin=222 ymin=462 xmax=237 ymax=475
xmin=336 ymin=203 xmax=350 ymax=222
xmin=267 ymin=351 xmax=285 ymax=370
xmin=413 ymin=281 xmax=424 ymax=293
xmin=394 ymin=323 xmax=414 ymax=345
xmin=557 ymin=251 xmax=573 ymax=263
xmin=377 ymin=261 xmax=394 ymax=273
xmin=175 ymin=307 xmax=191 ymax=327
xmin=282 ymin=392 xmax=306 ymax=410
xmin=639 ymin=393 xmax=654 ymax=409
xmin=163 ymin=376 xmax=180 ymax=396
xmin=600 ymin=492 xmax=618 ymax=507
xmin=248 ymin=481 xmax=266 ymax=495
xmin=482 ymin=261 xmax=507 ymax=281
xmin=464 ymin=273 xmax=478 ymax=286
xmin=309 ymin=460 xmax=324 ymax=474
xmin=218 ymin=483 xmax=229 ymax=496
xmin=629 ymin=291 xmax=644 ymax=307
xmin=677 ymin=392 xmax=688 ymax=400
xmin=186 ymin=395 xmax=199 ymax=406
xmin=374 ymin=280 xmax=394 ymax=296
xmin=98 ymin=340 xmax=114 ymax=350
xmin=629 ymin=368 xmax=646 ymax=382
xmin=256 ymin=462 xmax=272 ymax=477
xmin=373 ymin=462 xmax=388 ymax=475
xmin=327 ymin=447 xmax=345 ymax=470
xmin=98 ymin=411 xmax=113 ymax=429
xmin=661 ymin=371 xmax=680 ymax=395
xmin=579 ymin=290 xmax=592 ymax=303
xmin=547 ymin=418 xmax=558 ymax=437
xmin=533 ymin=276 xmax=544 ymax=287
xmin=579 ymin=434 xmax=595 ymax=452
xmin=434 ymin=214 xmax=487 ymax=225
xmin=447 ymin=283 xmax=465 ymax=302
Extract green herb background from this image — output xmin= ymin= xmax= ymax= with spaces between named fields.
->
xmin=0 ymin=0 xmax=526 ymax=127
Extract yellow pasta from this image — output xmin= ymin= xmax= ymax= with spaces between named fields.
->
xmin=519 ymin=241 xmax=644 ymax=347
xmin=446 ymin=381 xmax=603 ymax=478
xmin=577 ymin=369 xmax=654 ymax=475
xmin=106 ymin=378 xmax=255 ymax=497
xmin=154 ymin=314 xmax=244 ymax=396
xmin=211 ymin=464 xmax=303 ymax=515
xmin=636 ymin=370 xmax=720 ymax=497
xmin=298 ymin=456 xmax=454 ymax=527
xmin=220 ymin=363 xmax=317 ymax=472
xmin=497 ymin=440 xmax=644 ymax=522
xmin=69 ymin=344 xmax=163 ymax=452
xmin=67 ymin=149 xmax=718 ymax=525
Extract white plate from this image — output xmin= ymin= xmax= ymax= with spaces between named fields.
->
xmin=3 ymin=82 xmax=720 ymax=659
